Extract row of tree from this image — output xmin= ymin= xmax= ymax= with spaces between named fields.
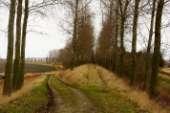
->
xmin=3 ymin=0 xmax=29 ymax=95
xmin=53 ymin=0 xmax=166 ymax=97
xmin=2 ymin=0 xmax=61 ymax=96
xmin=96 ymin=0 xmax=166 ymax=96
xmin=1 ymin=0 xmax=167 ymax=97
xmin=50 ymin=0 xmax=95 ymax=67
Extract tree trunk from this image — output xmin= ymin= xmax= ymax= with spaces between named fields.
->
xmin=72 ymin=0 xmax=79 ymax=67
xmin=119 ymin=16 xmax=125 ymax=75
xmin=13 ymin=0 xmax=23 ymax=90
xmin=19 ymin=0 xmax=29 ymax=89
xmin=118 ymin=0 xmax=130 ymax=75
xmin=145 ymin=0 xmax=157 ymax=90
xmin=131 ymin=0 xmax=140 ymax=85
xmin=149 ymin=0 xmax=164 ymax=96
xmin=3 ymin=0 xmax=16 ymax=95
xmin=113 ymin=0 xmax=119 ymax=71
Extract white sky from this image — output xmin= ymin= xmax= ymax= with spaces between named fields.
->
xmin=0 ymin=2 xmax=69 ymax=58
xmin=0 ymin=0 xmax=102 ymax=58
xmin=0 ymin=0 xmax=170 ymax=60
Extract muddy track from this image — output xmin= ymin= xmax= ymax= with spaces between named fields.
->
xmin=46 ymin=81 xmax=55 ymax=112
xmin=37 ymin=76 xmax=103 ymax=113
xmin=48 ymin=77 xmax=102 ymax=113
xmin=36 ymin=77 xmax=55 ymax=113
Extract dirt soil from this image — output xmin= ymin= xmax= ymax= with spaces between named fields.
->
xmin=48 ymin=76 xmax=103 ymax=113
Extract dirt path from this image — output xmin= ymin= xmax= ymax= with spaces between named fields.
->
xmin=69 ymin=87 xmax=100 ymax=113
xmin=48 ymin=76 xmax=102 ymax=113
xmin=36 ymin=77 xmax=56 ymax=113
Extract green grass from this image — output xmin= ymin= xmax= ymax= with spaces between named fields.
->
xmin=80 ymin=85 xmax=145 ymax=113
xmin=50 ymin=76 xmax=145 ymax=113
xmin=0 ymin=78 xmax=48 ymax=113
xmin=0 ymin=76 xmax=148 ymax=113
xmin=158 ymin=75 xmax=170 ymax=94
xmin=49 ymin=77 xmax=77 ymax=105
xmin=159 ymin=75 xmax=170 ymax=85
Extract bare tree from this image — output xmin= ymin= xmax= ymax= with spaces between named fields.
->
xmin=149 ymin=0 xmax=165 ymax=96
xmin=131 ymin=0 xmax=141 ymax=85
xmin=13 ymin=0 xmax=23 ymax=90
xmin=113 ymin=0 xmax=119 ymax=71
xmin=145 ymin=0 xmax=157 ymax=90
xmin=19 ymin=0 xmax=29 ymax=89
xmin=69 ymin=0 xmax=79 ymax=67
xmin=118 ymin=0 xmax=131 ymax=74
xmin=3 ymin=0 xmax=16 ymax=95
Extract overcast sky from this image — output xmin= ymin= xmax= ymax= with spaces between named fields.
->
xmin=0 ymin=1 xmax=71 ymax=58
xmin=0 ymin=0 xmax=102 ymax=58
xmin=0 ymin=0 xmax=170 ymax=60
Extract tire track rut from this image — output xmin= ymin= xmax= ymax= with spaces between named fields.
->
xmin=48 ymin=76 xmax=102 ymax=113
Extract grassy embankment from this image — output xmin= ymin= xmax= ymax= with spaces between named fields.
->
xmin=55 ymin=64 xmax=170 ymax=113
xmin=0 ymin=77 xmax=48 ymax=113
xmin=156 ymin=68 xmax=170 ymax=103
xmin=0 ymin=65 xmax=170 ymax=113
xmin=80 ymin=85 xmax=143 ymax=113
xmin=158 ymin=75 xmax=170 ymax=94
xmin=50 ymin=75 xmax=144 ymax=113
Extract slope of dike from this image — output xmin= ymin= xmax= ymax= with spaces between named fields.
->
xmin=55 ymin=64 xmax=170 ymax=113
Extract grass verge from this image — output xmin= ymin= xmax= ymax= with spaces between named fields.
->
xmin=79 ymin=85 xmax=147 ymax=113
xmin=0 ymin=78 xmax=48 ymax=113
xmin=49 ymin=76 xmax=77 ymax=105
xmin=158 ymin=75 xmax=170 ymax=89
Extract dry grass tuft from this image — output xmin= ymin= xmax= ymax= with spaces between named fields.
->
xmin=161 ymin=68 xmax=170 ymax=73
xmin=56 ymin=64 xmax=170 ymax=113
xmin=0 ymin=75 xmax=46 ymax=105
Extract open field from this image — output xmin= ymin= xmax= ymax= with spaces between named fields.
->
xmin=0 ymin=62 xmax=56 ymax=73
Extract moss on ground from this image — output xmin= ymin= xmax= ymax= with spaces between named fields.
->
xmin=0 ymin=78 xmax=48 ymax=113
